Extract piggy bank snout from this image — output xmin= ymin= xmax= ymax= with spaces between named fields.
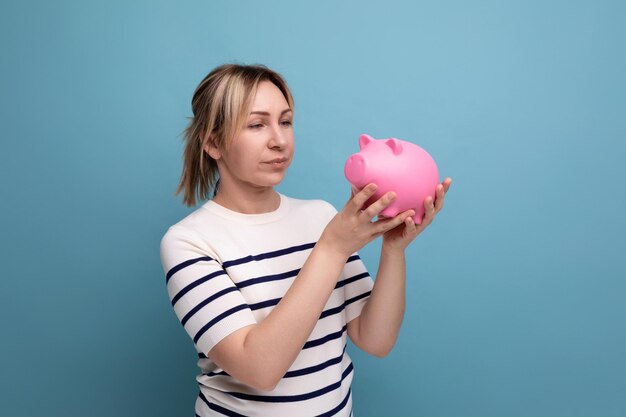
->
xmin=344 ymin=154 xmax=367 ymax=188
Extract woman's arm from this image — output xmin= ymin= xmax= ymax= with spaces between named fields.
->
xmin=347 ymin=246 xmax=407 ymax=357
xmin=348 ymin=178 xmax=452 ymax=357
xmin=208 ymin=184 xmax=415 ymax=391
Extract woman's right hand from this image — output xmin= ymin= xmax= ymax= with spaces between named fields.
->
xmin=319 ymin=183 xmax=416 ymax=258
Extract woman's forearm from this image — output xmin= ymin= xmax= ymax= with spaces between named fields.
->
xmin=238 ymin=239 xmax=349 ymax=389
xmin=353 ymin=245 xmax=406 ymax=357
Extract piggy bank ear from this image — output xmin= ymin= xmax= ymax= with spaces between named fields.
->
xmin=358 ymin=134 xmax=374 ymax=150
xmin=385 ymin=138 xmax=403 ymax=155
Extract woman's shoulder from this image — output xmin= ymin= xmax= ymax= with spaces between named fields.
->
xmin=160 ymin=205 xmax=214 ymax=245
xmin=169 ymin=207 xmax=203 ymax=227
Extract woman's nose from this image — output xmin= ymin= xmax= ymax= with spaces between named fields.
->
xmin=268 ymin=124 xmax=287 ymax=148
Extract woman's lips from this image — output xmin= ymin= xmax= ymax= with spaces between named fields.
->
xmin=264 ymin=157 xmax=288 ymax=167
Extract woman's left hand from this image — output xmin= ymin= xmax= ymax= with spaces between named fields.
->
xmin=382 ymin=177 xmax=452 ymax=252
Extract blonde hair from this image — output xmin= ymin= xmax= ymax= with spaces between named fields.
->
xmin=176 ymin=64 xmax=295 ymax=207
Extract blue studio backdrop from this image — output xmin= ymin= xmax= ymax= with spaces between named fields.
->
xmin=1 ymin=1 xmax=625 ymax=416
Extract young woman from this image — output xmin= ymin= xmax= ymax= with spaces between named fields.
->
xmin=160 ymin=64 xmax=452 ymax=417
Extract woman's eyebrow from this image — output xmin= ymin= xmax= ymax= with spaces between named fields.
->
xmin=249 ymin=109 xmax=292 ymax=116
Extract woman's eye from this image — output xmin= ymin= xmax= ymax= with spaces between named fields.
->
xmin=248 ymin=123 xmax=263 ymax=129
xmin=281 ymin=120 xmax=293 ymax=127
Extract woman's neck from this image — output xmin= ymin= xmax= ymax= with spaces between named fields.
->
xmin=212 ymin=187 xmax=281 ymax=214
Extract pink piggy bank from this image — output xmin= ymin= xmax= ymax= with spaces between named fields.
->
xmin=344 ymin=134 xmax=440 ymax=224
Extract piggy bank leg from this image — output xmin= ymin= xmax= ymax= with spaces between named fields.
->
xmin=380 ymin=206 xmax=400 ymax=218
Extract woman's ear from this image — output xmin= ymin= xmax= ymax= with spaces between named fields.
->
xmin=204 ymin=139 xmax=221 ymax=160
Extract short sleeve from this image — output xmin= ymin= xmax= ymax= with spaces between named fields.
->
xmin=342 ymin=254 xmax=374 ymax=323
xmin=160 ymin=228 xmax=257 ymax=354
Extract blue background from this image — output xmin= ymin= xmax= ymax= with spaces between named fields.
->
xmin=1 ymin=1 xmax=625 ymax=416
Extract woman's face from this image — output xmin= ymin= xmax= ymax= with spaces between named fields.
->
xmin=209 ymin=81 xmax=295 ymax=192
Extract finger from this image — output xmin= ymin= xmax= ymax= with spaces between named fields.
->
xmin=373 ymin=209 xmax=414 ymax=235
xmin=348 ymin=183 xmax=378 ymax=213
xmin=434 ymin=184 xmax=445 ymax=212
xmin=404 ymin=216 xmax=417 ymax=236
xmin=443 ymin=177 xmax=452 ymax=193
xmin=362 ymin=191 xmax=396 ymax=220
xmin=422 ymin=196 xmax=436 ymax=224
xmin=413 ymin=218 xmax=429 ymax=235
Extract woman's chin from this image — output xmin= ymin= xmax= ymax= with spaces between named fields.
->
xmin=251 ymin=174 xmax=287 ymax=189
xmin=265 ymin=171 xmax=288 ymax=184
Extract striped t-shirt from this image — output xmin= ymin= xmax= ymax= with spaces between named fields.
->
xmin=160 ymin=193 xmax=374 ymax=416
